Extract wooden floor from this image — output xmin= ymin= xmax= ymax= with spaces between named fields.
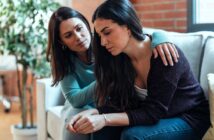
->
xmin=0 ymin=101 xmax=37 ymax=140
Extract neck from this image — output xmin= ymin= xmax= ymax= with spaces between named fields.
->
xmin=124 ymin=35 xmax=152 ymax=63
xmin=77 ymin=51 xmax=89 ymax=64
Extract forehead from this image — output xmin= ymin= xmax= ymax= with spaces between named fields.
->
xmin=61 ymin=17 xmax=85 ymax=26
xmin=60 ymin=17 xmax=86 ymax=32
xmin=94 ymin=18 xmax=114 ymax=32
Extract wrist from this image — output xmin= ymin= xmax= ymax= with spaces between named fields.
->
xmin=102 ymin=113 xmax=109 ymax=126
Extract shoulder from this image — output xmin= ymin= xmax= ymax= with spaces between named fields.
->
xmin=151 ymin=46 xmax=188 ymax=68
xmin=150 ymin=46 xmax=189 ymax=80
xmin=60 ymin=73 xmax=77 ymax=86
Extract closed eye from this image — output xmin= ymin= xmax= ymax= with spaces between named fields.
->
xmin=103 ymin=31 xmax=110 ymax=36
xmin=64 ymin=32 xmax=73 ymax=38
xmin=76 ymin=26 xmax=83 ymax=32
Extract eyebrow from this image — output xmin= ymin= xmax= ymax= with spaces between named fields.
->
xmin=100 ymin=27 xmax=109 ymax=33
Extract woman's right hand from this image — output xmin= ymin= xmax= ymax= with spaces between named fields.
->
xmin=153 ymin=43 xmax=179 ymax=66
xmin=66 ymin=109 xmax=99 ymax=133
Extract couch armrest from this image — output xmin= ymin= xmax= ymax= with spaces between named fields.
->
xmin=203 ymin=73 xmax=214 ymax=140
xmin=36 ymin=78 xmax=65 ymax=140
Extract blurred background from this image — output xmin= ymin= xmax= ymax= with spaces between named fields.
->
xmin=0 ymin=0 xmax=213 ymax=139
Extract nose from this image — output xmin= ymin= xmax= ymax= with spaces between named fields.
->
xmin=74 ymin=31 xmax=82 ymax=40
xmin=101 ymin=37 xmax=108 ymax=47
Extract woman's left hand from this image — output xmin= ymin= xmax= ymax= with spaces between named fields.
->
xmin=153 ymin=43 xmax=179 ymax=66
xmin=67 ymin=114 xmax=106 ymax=134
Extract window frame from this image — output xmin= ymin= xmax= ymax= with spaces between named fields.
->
xmin=187 ymin=0 xmax=214 ymax=32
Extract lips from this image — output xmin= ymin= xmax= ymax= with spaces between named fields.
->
xmin=77 ymin=40 xmax=86 ymax=46
xmin=106 ymin=47 xmax=113 ymax=52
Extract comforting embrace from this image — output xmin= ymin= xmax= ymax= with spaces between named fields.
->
xmin=47 ymin=0 xmax=210 ymax=140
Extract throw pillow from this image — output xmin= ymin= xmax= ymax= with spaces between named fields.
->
xmin=203 ymin=73 xmax=214 ymax=140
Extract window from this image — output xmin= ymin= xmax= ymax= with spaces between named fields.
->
xmin=188 ymin=0 xmax=214 ymax=32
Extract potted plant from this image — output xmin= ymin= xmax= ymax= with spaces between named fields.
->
xmin=0 ymin=0 xmax=59 ymax=139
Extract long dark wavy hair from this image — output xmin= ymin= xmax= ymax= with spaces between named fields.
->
xmin=47 ymin=7 xmax=93 ymax=86
xmin=92 ymin=0 xmax=145 ymax=110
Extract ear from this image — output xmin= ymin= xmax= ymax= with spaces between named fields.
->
xmin=124 ymin=26 xmax=131 ymax=37
xmin=122 ymin=25 xmax=131 ymax=37
xmin=125 ymin=27 xmax=131 ymax=37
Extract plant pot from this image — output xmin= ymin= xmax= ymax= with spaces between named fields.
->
xmin=10 ymin=124 xmax=37 ymax=140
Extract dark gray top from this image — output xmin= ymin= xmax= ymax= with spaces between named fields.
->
xmin=98 ymin=47 xmax=210 ymax=138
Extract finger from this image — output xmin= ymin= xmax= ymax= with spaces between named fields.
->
xmin=78 ymin=124 xmax=94 ymax=134
xmin=75 ymin=121 xmax=91 ymax=133
xmin=152 ymin=48 xmax=158 ymax=58
xmin=67 ymin=114 xmax=83 ymax=132
xmin=73 ymin=116 xmax=89 ymax=130
xmin=66 ymin=123 xmax=76 ymax=133
xmin=71 ymin=114 xmax=82 ymax=122
xmin=69 ymin=114 xmax=82 ymax=127
xmin=157 ymin=45 xmax=168 ymax=66
xmin=167 ymin=44 xmax=178 ymax=63
xmin=172 ymin=44 xmax=179 ymax=58
xmin=163 ymin=44 xmax=173 ymax=66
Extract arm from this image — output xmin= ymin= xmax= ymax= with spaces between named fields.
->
xmin=60 ymin=74 xmax=96 ymax=108
xmin=66 ymin=109 xmax=129 ymax=134
xmin=151 ymin=31 xmax=179 ymax=66
xmin=89 ymin=48 xmax=184 ymax=127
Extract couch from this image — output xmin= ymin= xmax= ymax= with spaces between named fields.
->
xmin=36 ymin=28 xmax=214 ymax=140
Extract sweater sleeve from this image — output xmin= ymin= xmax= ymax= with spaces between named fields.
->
xmin=126 ymin=48 xmax=186 ymax=125
xmin=60 ymin=74 xmax=96 ymax=108
xmin=151 ymin=31 xmax=172 ymax=48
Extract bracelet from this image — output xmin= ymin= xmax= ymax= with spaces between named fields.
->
xmin=102 ymin=114 xmax=108 ymax=125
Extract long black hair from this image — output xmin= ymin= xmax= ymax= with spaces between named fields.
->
xmin=47 ymin=7 xmax=93 ymax=86
xmin=92 ymin=0 xmax=145 ymax=110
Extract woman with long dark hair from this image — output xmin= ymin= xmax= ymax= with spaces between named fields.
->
xmin=66 ymin=1 xmax=210 ymax=140
xmin=47 ymin=6 xmax=178 ymax=139
xmin=47 ymin=7 xmax=95 ymax=140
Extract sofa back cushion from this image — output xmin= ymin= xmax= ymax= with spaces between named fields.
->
xmin=167 ymin=34 xmax=203 ymax=80
xmin=200 ymin=37 xmax=214 ymax=98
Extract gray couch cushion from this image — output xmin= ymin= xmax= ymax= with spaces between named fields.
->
xmin=143 ymin=28 xmax=204 ymax=80
xmin=200 ymin=37 xmax=214 ymax=98
xmin=168 ymin=34 xmax=203 ymax=80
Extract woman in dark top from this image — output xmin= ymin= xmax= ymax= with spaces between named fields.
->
xmin=66 ymin=0 xmax=210 ymax=140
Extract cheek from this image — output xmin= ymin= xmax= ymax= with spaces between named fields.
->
xmin=85 ymin=31 xmax=91 ymax=41
xmin=63 ymin=38 xmax=75 ymax=48
xmin=84 ymin=30 xmax=91 ymax=42
xmin=117 ymin=34 xmax=129 ymax=48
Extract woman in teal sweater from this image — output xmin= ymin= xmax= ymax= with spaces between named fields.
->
xmin=47 ymin=6 xmax=178 ymax=139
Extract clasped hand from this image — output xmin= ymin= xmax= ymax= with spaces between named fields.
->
xmin=66 ymin=109 xmax=106 ymax=134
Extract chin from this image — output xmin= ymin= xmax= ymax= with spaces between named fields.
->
xmin=82 ymin=45 xmax=90 ymax=51
xmin=110 ymin=51 xmax=119 ymax=56
xmin=84 ymin=43 xmax=90 ymax=49
xmin=80 ymin=48 xmax=88 ymax=52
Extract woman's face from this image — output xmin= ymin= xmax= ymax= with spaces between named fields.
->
xmin=94 ymin=18 xmax=130 ymax=56
xmin=59 ymin=17 xmax=91 ymax=53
